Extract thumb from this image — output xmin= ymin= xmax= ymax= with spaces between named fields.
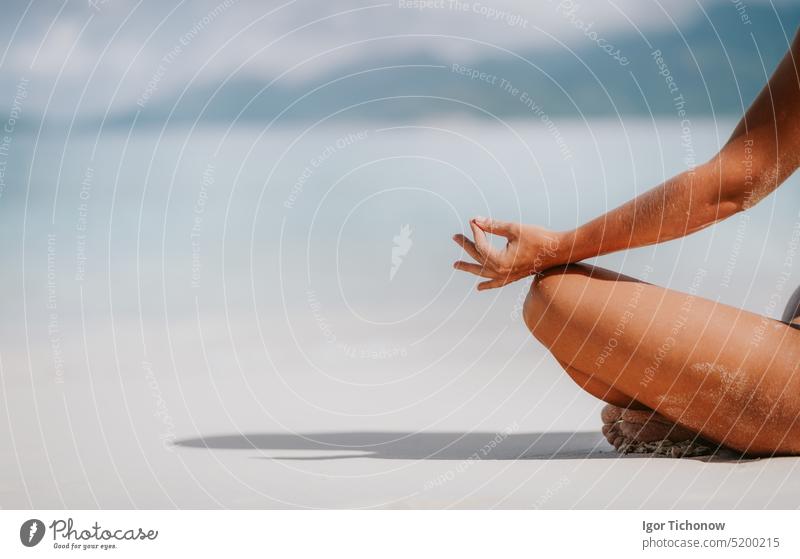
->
xmin=474 ymin=217 xmax=516 ymax=239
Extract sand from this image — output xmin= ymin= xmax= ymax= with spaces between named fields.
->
xmin=2 ymin=327 xmax=799 ymax=510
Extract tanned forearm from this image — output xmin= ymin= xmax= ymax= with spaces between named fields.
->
xmin=562 ymin=163 xmax=733 ymax=263
xmin=556 ymin=28 xmax=800 ymax=265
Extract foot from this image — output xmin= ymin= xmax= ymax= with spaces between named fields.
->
xmin=601 ymin=404 xmax=715 ymax=458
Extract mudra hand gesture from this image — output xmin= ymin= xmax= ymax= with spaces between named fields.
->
xmin=452 ymin=217 xmax=564 ymax=290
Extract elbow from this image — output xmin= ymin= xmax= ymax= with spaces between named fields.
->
xmin=694 ymin=160 xmax=748 ymax=222
xmin=696 ymin=197 xmax=741 ymax=229
xmin=701 ymin=153 xmax=771 ymax=218
xmin=717 ymin=193 xmax=747 ymax=217
xmin=718 ymin=167 xmax=776 ymax=215
xmin=710 ymin=132 xmax=786 ymax=215
xmin=712 ymin=181 xmax=759 ymax=220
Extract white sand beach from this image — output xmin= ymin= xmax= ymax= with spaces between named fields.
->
xmin=2 ymin=316 xmax=800 ymax=509
xmin=3 ymin=120 xmax=800 ymax=509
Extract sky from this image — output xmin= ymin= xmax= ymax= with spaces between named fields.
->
xmin=0 ymin=0 xmax=793 ymax=119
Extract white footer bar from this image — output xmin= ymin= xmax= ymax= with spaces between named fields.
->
xmin=1 ymin=510 xmax=796 ymax=558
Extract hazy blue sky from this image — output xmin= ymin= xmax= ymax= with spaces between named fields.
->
xmin=0 ymin=0 xmax=794 ymax=119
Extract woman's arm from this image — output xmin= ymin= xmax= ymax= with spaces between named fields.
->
xmin=454 ymin=28 xmax=800 ymax=290
xmin=564 ymin=28 xmax=800 ymax=263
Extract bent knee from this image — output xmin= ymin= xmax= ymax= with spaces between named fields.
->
xmin=522 ymin=263 xmax=632 ymax=347
xmin=522 ymin=264 xmax=583 ymax=345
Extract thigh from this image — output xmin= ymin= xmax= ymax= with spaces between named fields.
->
xmin=526 ymin=264 xmax=800 ymax=455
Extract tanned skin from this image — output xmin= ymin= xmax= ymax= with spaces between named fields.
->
xmin=453 ymin=29 xmax=800 ymax=456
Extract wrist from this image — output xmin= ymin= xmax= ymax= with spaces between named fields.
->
xmin=557 ymin=226 xmax=601 ymax=265
xmin=550 ymin=229 xmax=575 ymax=267
xmin=530 ymin=229 xmax=572 ymax=272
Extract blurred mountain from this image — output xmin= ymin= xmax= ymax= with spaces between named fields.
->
xmin=103 ymin=2 xmax=800 ymax=126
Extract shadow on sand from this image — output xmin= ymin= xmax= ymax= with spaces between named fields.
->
xmin=174 ymin=431 xmax=653 ymax=460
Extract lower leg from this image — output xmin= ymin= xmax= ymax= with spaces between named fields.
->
xmin=560 ymin=358 xmax=709 ymax=453
xmin=523 ymin=264 xmax=800 ymax=455
xmin=558 ymin=359 xmax=648 ymax=409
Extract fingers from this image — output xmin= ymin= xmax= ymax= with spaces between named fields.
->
xmin=469 ymin=219 xmax=495 ymax=261
xmin=453 ymin=261 xmax=494 ymax=277
xmin=474 ymin=217 xmax=517 ymax=239
xmin=452 ymin=230 xmax=497 ymax=279
xmin=452 ymin=217 xmax=523 ymax=291
xmin=452 ymin=234 xmax=483 ymax=263
xmin=477 ymin=270 xmax=531 ymax=291
xmin=477 ymin=277 xmax=512 ymax=291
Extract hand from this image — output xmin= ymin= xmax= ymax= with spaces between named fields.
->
xmin=452 ymin=217 xmax=565 ymax=291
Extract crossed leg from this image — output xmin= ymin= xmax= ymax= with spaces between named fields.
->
xmin=523 ymin=264 xmax=800 ymax=456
